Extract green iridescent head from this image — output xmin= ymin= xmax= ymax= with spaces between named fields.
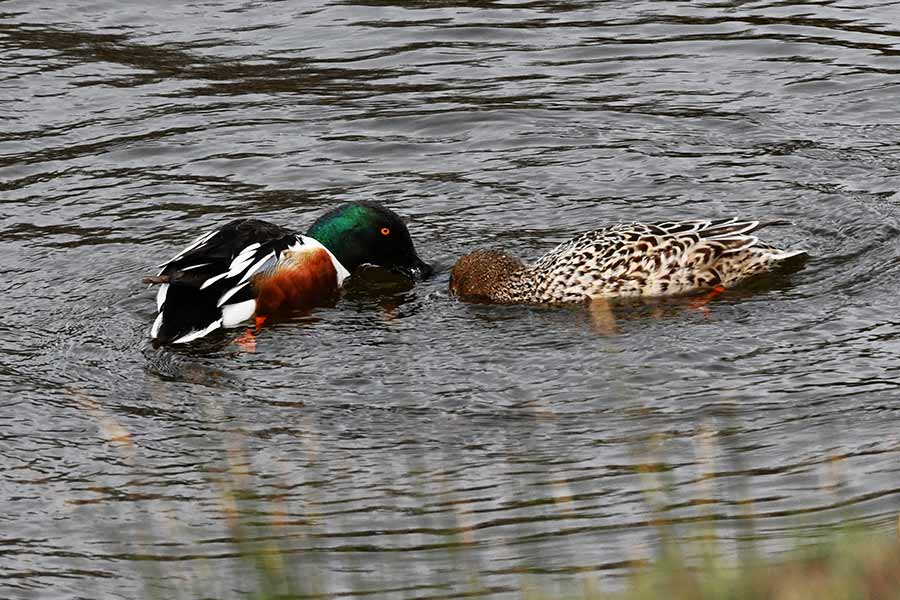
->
xmin=307 ymin=201 xmax=432 ymax=279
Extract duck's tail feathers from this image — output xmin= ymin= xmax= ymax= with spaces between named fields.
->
xmin=768 ymin=248 xmax=808 ymax=263
xmin=703 ymin=219 xmax=760 ymax=238
xmin=699 ymin=219 xmax=807 ymax=261
xmin=151 ymin=282 xmax=225 ymax=345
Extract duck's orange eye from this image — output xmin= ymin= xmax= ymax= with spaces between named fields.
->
xmin=380 ymin=227 xmax=391 ymax=236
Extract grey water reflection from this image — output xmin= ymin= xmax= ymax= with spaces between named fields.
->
xmin=3 ymin=0 xmax=900 ymax=598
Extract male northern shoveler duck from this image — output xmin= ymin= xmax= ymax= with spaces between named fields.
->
xmin=450 ymin=219 xmax=805 ymax=303
xmin=145 ymin=201 xmax=431 ymax=344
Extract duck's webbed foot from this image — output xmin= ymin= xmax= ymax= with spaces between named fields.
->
xmin=689 ymin=284 xmax=727 ymax=316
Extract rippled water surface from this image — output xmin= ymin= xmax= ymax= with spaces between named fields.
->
xmin=3 ymin=0 xmax=900 ymax=598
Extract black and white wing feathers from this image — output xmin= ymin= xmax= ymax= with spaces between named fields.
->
xmin=149 ymin=219 xmax=303 ymax=344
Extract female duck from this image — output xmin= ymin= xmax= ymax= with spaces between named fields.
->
xmin=146 ymin=202 xmax=431 ymax=344
xmin=450 ymin=219 xmax=804 ymax=303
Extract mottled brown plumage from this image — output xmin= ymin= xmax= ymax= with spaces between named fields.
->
xmin=450 ymin=219 xmax=806 ymax=304
xmin=449 ymin=250 xmax=527 ymax=301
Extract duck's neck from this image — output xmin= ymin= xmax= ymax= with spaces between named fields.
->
xmin=496 ymin=268 xmax=537 ymax=302
xmin=306 ymin=206 xmax=371 ymax=272
xmin=315 ymin=236 xmax=365 ymax=273
xmin=306 ymin=223 xmax=365 ymax=273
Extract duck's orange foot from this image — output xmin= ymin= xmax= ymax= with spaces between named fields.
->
xmin=233 ymin=316 xmax=267 ymax=352
xmin=254 ymin=315 xmax=267 ymax=331
xmin=690 ymin=284 xmax=727 ymax=316
xmin=233 ymin=328 xmax=257 ymax=353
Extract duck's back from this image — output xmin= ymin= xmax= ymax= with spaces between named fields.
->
xmin=523 ymin=219 xmax=804 ymax=302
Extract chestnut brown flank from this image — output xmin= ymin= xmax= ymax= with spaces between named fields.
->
xmin=254 ymin=248 xmax=338 ymax=315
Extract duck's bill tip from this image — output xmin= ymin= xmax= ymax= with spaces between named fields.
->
xmin=392 ymin=257 xmax=433 ymax=280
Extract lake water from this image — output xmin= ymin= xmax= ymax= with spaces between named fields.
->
xmin=3 ymin=1 xmax=900 ymax=598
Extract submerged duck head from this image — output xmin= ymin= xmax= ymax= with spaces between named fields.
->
xmin=307 ymin=201 xmax=432 ymax=280
xmin=449 ymin=249 xmax=526 ymax=302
